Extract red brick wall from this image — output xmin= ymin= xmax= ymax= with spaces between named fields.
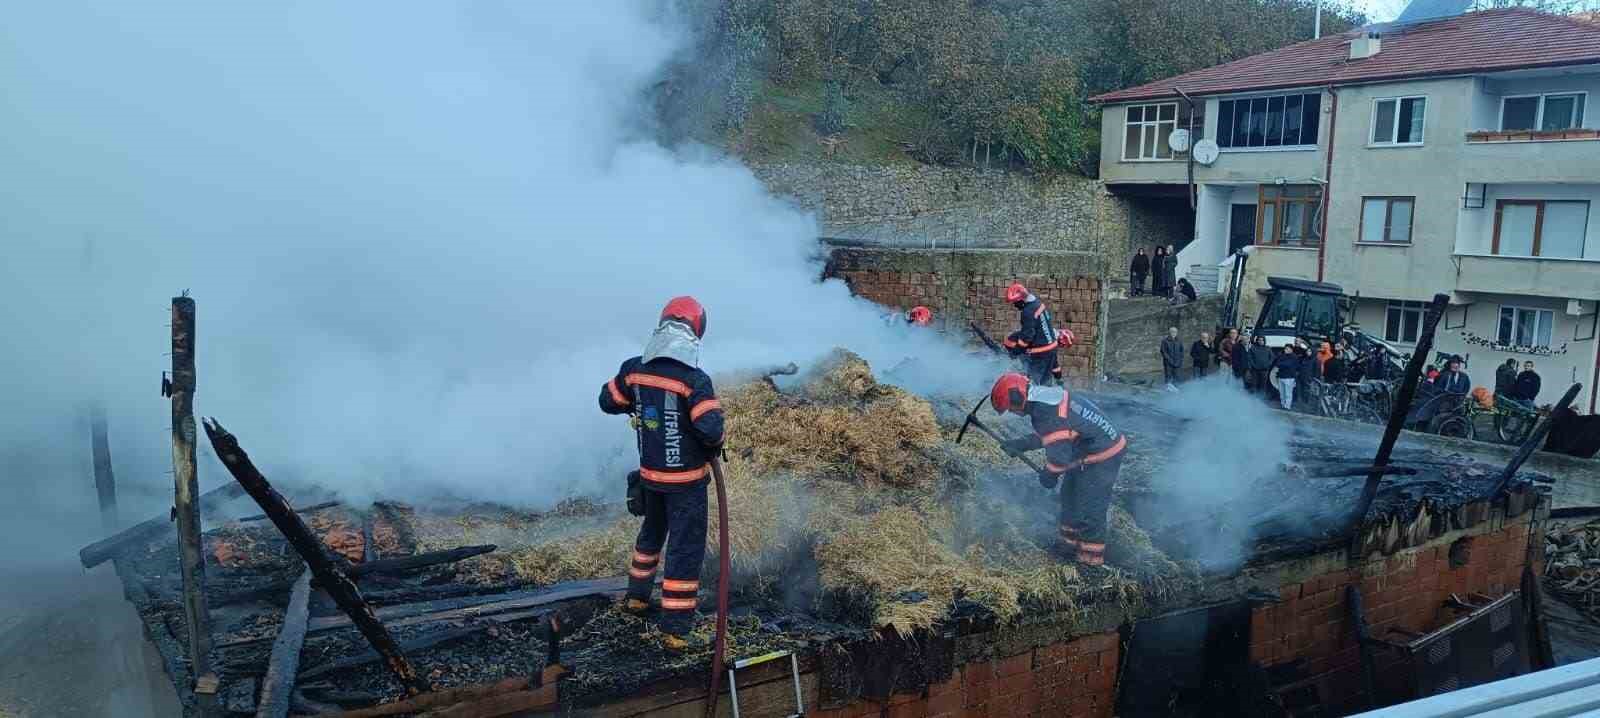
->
xmin=1249 ymin=520 xmax=1535 ymax=711
xmin=811 ymin=631 xmax=1120 ymax=718
xmin=833 ymin=267 xmax=1102 ymax=380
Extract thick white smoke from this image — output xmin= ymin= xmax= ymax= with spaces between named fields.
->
xmin=0 ymin=2 xmax=1004 ymax=556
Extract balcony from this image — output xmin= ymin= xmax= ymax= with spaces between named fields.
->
xmin=1454 ymin=254 xmax=1600 ymax=300
xmin=1460 ymin=133 xmax=1600 ymax=183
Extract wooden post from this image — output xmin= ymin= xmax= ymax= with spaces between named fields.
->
xmin=203 ymin=418 xmax=430 ymax=696
xmin=89 ymin=403 xmax=118 ymax=532
xmin=258 ymin=568 xmax=313 ymax=718
xmin=168 ymin=295 xmax=217 ymax=708
xmin=1349 ymin=293 xmax=1449 ymax=542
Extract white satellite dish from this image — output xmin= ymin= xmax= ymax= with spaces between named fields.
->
xmin=1192 ymin=139 xmax=1220 ymax=166
xmin=1167 ymin=128 xmax=1191 ymax=154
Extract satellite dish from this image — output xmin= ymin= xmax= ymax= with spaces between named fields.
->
xmin=1168 ymin=128 xmax=1191 ymax=154
xmin=1192 ymin=139 xmax=1220 ymax=166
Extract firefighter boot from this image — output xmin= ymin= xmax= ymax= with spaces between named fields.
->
xmin=620 ymin=598 xmax=650 ymax=616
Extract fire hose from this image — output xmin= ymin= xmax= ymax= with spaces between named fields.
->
xmin=704 ymin=456 xmax=731 ymax=718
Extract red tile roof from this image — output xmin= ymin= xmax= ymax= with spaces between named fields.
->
xmin=1089 ymin=9 xmax=1600 ymax=104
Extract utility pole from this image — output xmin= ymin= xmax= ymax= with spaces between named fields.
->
xmin=89 ymin=404 xmax=118 ymax=532
xmin=1315 ymin=0 xmax=1323 ymax=39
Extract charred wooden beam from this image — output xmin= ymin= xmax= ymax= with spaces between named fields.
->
xmin=347 ymin=544 xmax=497 ymax=578
xmin=1349 ymin=293 xmax=1449 ymax=541
xmin=238 ymin=501 xmax=341 ymax=523
xmin=202 ymin=418 xmax=429 ymax=696
xmin=1491 ymin=383 xmax=1583 ymax=496
xmin=89 ymin=403 xmax=118 ymax=531
xmin=167 ymin=295 xmax=217 ymax=710
xmin=257 ymin=568 xmax=312 ymax=718
xmin=325 ymin=668 xmax=565 ymax=718
xmin=1347 ymin=584 xmax=1379 ymax=712
xmin=78 ymin=482 xmax=246 ymax=568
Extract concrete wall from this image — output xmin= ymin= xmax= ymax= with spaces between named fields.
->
xmin=1098 ymin=93 xmax=1331 ymax=186
xmin=1104 ymin=295 xmax=1225 ymax=378
xmin=1322 ymin=77 xmax=1475 ymax=300
xmin=825 ymin=247 xmax=1104 ymax=378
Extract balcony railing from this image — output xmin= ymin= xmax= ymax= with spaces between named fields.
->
xmin=1466 ymin=128 xmax=1600 ymax=143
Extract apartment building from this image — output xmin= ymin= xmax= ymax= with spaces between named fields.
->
xmin=1091 ymin=8 xmax=1600 ymax=411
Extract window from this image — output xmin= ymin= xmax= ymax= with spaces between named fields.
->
xmin=1258 ymin=185 xmax=1323 ymax=247
xmin=1216 ymin=93 xmax=1321 ymax=149
xmin=1493 ymin=200 xmax=1590 ymax=258
xmin=1372 ymin=97 xmax=1426 ymax=145
xmin=1501 ymin=93 xmax=1588 ymax=131
xmin=1360 ymin=197 xmax=1415 ymax=243
xmin=1124 ymin=103 xmax=1177 ymax=160
xmin=1385 ymin=301 xmax=1424 ymax=343
xmin=1498 ymin=306 xmax=1554 ymax=349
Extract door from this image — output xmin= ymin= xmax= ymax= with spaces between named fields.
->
xmin=1228 ymin=204 xmax=1256 ymax=255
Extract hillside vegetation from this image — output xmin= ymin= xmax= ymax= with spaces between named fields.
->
xmin=657 ymin=0 xmax=1364 ymax=175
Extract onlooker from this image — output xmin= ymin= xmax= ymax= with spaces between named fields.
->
xmin=1315 ymin=341 xmax=1333 ymax=378
xmin=1247 ymin=335 xmax=1275 ymax=396
xmin=1217 ymin=328 xmax=1238 ymax=378
xmin=1515 ymin=360 xmax=1542 ymax=402
xmin=1295 ymin=343 xmax=1316 ymax=407
xmin=1151 ymin=246 xmax=1169 ymax=297
xmin=1232 ymin=330 xmax=1250 ymax=384
xmin=1436 ymin=356 xmax=1471 ymax=394
xmin=1173 ymin=277 xmax=1198 ymax=305
xmin=1190 ymin=331 xmax=1213 ymax=380
xmin=1130 ymin=249 xmax=1150 ymax=297
xmin=1273 ymin=344 xmax=1303 ymax=411
xmin=1161 ymin=244 xmax=1179 ymax=298
xmin=1160 ymin=327 xmax=1184 ymax=391
xmin=1495 ymin=358 xmax=1519 ymax=397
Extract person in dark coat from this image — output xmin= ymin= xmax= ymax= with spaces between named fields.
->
xmin=1172 ymin=277 xmax=1198 ymax=305
xmin=1130 ymin=249 xmax=1150 ymax=296
xmin=1190 ymin=331 xmax=1213 ymax=380
xmin=1150 ymin=246 xmax=1168 ymax=297
xmin=1495 ymin=358 xmax=1519 ymax=397
xmin=1161 ymin=244 xmax=1179 ymax=298
xmin=1247 ymin=335 xmax=1275 ymax=396
xmin=1231 ymin=330 xmax=1250 ymax=384
xmin=1272 ymin=345 xmax=1304 ymax=410
xmin=1295 ymin=343 xmax=1317 ymax=408
xmin=1160 ymin=327 xmax=1184 ymax=390
xmin=1515 ymin=360 xmax=1542 ymax=403
xmin=1436 ymin=356 xmax=1471 ymax=395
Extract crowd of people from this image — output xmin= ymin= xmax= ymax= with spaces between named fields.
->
xmin=1157 ymin=323 xmax=1548 ymax=418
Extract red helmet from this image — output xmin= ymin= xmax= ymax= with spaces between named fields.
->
xmin=1057 ymin=327 xmax=1075 ymax=349
xmin=907 ymin=306 xmax=932 ymax=326
xmin=1005 ymin=282 xmax=1029 ymax=304
xmin=989 ymin=372 xmax=1030 ymax=415
xmin=660 ymin=296 xmax=707 ymax=338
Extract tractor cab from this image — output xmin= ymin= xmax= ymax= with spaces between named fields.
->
xmin=1251 ymin=277 xmax=1347 ymax=349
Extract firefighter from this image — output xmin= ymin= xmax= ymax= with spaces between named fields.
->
xmin=988 ymin=372 xmax=1126 ymax=566
xmin=1002 ymin=282 xmax=1063 ymax=385
xmin=598 ymin=296 xmax=725 ymax=649
xmin=907 ymin=305 xmax=933 ymax=327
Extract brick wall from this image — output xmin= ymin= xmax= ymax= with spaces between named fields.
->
xmin=1249 ymin=518 xmax=1536 ymax=713
xmin=826 ymin=247 xmax=1104 ymax=379
xmin=811 ymin=631 xmax=1120 ymax=718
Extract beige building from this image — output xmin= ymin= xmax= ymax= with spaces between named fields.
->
xmin=1091 ymin=8 xmax=1600 ymax=411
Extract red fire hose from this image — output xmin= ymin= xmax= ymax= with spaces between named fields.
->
xmin=704 ymin=457 xmax=732 ymax=718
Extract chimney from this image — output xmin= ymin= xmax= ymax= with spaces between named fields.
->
xmin=1349 ymin=32 xmax=1381 ymax=60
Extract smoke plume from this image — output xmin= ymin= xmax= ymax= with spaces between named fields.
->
xmin=0 ymin=2 xmax=999 ymax=558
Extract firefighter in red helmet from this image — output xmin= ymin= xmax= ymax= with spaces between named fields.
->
xmin=598 ymin=296 xmax=724 ymax=649
xmin=989 ymin=372 xmax=1126 ymax=566
xmin=1002 ymin=282 xmax=1064 ymax=385
xmin=907 ymin=306 xmax=933 ymax=327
